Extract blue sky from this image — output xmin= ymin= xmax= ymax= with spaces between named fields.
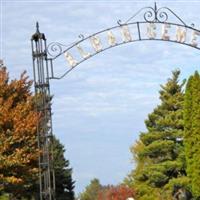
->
xmin=1 ymin=0 xmax=200 ymax=195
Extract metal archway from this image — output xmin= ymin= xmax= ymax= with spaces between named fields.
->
xmin=46 ymin=3 xmax=200 ymax=79
xmin=31 ymin=3 xmax=200 ymax=200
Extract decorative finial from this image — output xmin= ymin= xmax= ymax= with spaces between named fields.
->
xmin=31 ymin=21 xmax=46 ymax=41
xmin=154 ymin=2 xmax=157 ymax=12
xmin=36 ymin=22 xmax=39 ymax=33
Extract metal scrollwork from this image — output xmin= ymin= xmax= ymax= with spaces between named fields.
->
xmin=157 ymin=7 xmax=186 ymax=25
xmin=157 ymin=10 xmax=168 ymax=22
xmin=46 ymin=2 xmax=197 ymax=62
xmin=78 ymin=34 xmax=85 ymax=40
xmin=43 ymin=2 xmax=200 ymax=80
xmin=143 ymin=8 xmax=156 ymax=22
xmin=117 ymin=20 xmax=122 ymax=26
xmin=47 ymin=34 xmax=86 ymax=58
xmin=120 ymin=2 xmax=186 ymax=26
xmin=47 ymin=42 xmax=67 ymax=57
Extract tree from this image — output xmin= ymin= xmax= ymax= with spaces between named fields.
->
xmin=97 ymin=185 xmax=136 ymax=200
xmin=128 ymin=70 xmax=188 ymax=199
xmin=184 ymin=71 xmax=200 ymax=198
xmin=0 ymin=65 xmax=75 ymax=199
xmin=52 ymin=136 xmax=75 ymax=200
xmin=79 ymin=178 xmax=102 ymax=200
xmin=0 ymin=66 xmax=39 ymax=199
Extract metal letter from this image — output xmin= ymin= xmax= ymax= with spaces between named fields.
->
xmin=121 ymin=25 xmax=132 ymax=42
xmin=90 ymin=35 xmax=102 ymax=52
xmin=147 ymin=23 xmax=156 ymax=39
xmin=191 ymin=30 xmax=200 ymax=47
xmin=176 ymin=26 xmax=186 ymax=43
xmin=107 ymin=30 xmax=116 ymax=46
xmin=76 ymin=44 xmax=91 ymax=59
xmin=162 ymin=24 xmax=171 ymax=40
xmin=64 ymin=52 xmax=77 ymax=67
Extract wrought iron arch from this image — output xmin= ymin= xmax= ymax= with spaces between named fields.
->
xmin=45 ymin=3 xmax=200 ymax=79
xmin=31 ymin=3 xmax=200 ymax=200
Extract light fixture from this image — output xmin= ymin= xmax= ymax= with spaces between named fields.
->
xmin=121 ymin=25 xmax=132 ymax=42
xmin=176 ymin=26 xmax=186 ymax=43
xmin=64 ymin=52 xmax=77 ymax=67
xmin=191 ymin=30 xmax=200 ymax=47
xmin=76 ymin=44 xmax=91 ymax=59
xmin=147 ymin=23 xmax=156 ymax=39
xmin=90 ymin=35 xmax=102 ymax=52
xmin=162 ymin=24 xmax=171 ymax=40
xmin=107 ymin=30 xmax=116 ymax=46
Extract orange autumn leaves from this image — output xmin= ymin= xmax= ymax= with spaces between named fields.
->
xmin=0 ymin=67 xmax=39 ymax=193
xmin=98 ymin=185 xmax=136 ymax=200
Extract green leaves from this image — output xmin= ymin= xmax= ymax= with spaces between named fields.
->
xmin=52 ymin=136 xmax=75 ymax=200
xmin=129 ymin=70 xmax=186 ymax=199
xmin=184 ymin=71 xmax=200 ymax=198
xmin=79 ymin=179 xmax=102 ymax=200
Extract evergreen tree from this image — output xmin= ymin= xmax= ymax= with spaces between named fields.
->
xmin=129 ymin=70 xmax=188 ymax=199
xmin=79 ymin=178 xmax=102 ymax=200
xmin=53 ymin=136 xmax=75 ymax=200
xmin=184 ymin=71 xmax=200 ymax=198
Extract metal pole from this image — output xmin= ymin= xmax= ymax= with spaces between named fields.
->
xmin=31 ymin=22 xmax=55 ymax=200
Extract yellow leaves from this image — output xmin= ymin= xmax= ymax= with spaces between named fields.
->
xmin=130 ymin=140 xmax=145 ymax=162
xmin=30 ymin=167 xmax=39 ymax=173
xmin=6 ymin=176 xmax=23 ymax=184
xmin=0 ymin=67 xmax=39 ymax=191
xmin=0 ymin=67 xmax=9 ymax=86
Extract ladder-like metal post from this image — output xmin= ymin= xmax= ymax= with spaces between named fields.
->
xmin=31 ymin=22 xmax=55 ymax=200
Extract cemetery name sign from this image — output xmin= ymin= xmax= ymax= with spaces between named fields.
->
xmin=31 ymin=3 xmax=200 ymax=200
xmin=46 ymin=3 xmax=200 ymax=79
xmin=63 ymin=22 xmax=200 ymax=66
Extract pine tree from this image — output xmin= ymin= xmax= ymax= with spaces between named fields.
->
xmin=129 ymin=70 xmax=188 ymax=199
xmin=79 ymin=178 xmax=102 ymax=200
xmin=0 ymin=66 xmax=39 ymax=199
xmin=184 ymin=71 xmax=200 ymax=198
xmin=52 ymin=136 xmax=75 ymax=200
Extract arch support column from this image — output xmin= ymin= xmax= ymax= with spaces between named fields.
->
xmin=31 ymin=22 xmax=56 ymax=200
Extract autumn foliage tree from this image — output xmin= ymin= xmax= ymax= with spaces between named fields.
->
xmin=98 ymin=185 xmax=136 ymax=200
xmin=0 ymin=66 xmax=39 ymax=198
xmin=80 ymin=179 xmax=136 ymax=200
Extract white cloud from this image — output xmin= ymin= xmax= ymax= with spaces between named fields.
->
xmin=2 ymin=0 xmax=200 ymax=194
